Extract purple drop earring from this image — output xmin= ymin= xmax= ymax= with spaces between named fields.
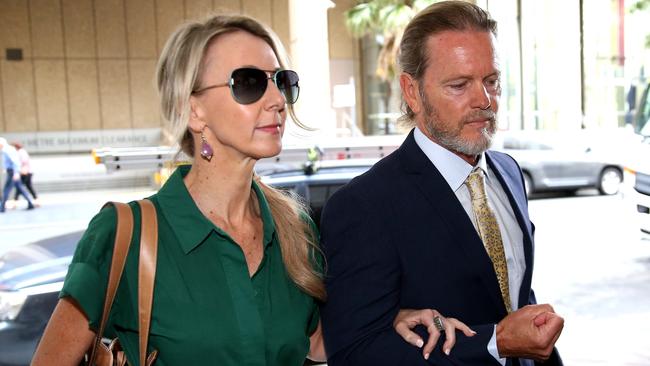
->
xmin=200 ymin=128 xmax=213 ymax=161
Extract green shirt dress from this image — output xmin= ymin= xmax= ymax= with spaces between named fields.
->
xmin=60 ymin=165 xmax=320 ymax=366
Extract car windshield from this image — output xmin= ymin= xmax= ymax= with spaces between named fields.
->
xmin=640 ymin=117 xmax=650 ymax=138
xmin=635 ymin=83 xmax=650 ymax=137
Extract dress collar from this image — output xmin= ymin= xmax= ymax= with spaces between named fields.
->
xmin=156 ymin=165 xmax=277 ymax=254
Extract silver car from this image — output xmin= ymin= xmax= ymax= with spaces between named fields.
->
xmin=495 ymin=131 xmax=625 ymax=196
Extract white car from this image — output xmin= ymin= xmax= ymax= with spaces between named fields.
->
xmin=494 ymin=130 xmax=625 ymax=196
xmin=624 ymin=138 xmax=650 ymax=234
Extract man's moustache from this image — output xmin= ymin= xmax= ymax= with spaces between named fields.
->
xmin=463 ymin=110 xmax=496 ymax=123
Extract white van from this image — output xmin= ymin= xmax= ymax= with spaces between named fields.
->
xmin=626 ymin=82 xmax=650 ymax=234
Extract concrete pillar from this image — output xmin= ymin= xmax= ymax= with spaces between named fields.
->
xmin=286 ymin=0 xmax=336 ymax=140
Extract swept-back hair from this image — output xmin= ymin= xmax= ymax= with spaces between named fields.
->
xmin=398 ymin=1 xmax=497 ymax=126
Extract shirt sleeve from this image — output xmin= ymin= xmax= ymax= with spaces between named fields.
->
xmin=488 ymin=325 xmax=506 ymax=365
xmin=59 ymin=205 xmax=118 ymax=331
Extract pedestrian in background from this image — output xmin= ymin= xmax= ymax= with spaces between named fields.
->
xmin=0 ymin=137 xmax=35 ymax=212
xmin=12 ymin=142 xmax=39 ymax=206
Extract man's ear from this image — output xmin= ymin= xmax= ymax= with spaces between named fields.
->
xmin=399 ymin=72 xmax=422 ymax=115
xmin=187 ymin=96 xmax=204 ymax=133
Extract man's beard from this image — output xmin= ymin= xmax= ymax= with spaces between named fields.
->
xmin=421 ymin=92 xmax=497 ymax=157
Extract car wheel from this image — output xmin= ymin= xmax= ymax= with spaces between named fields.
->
xmin=598 ymin=167 xmax=623 ymax=195
xmin=522 ymin=171 xmax=533 ymax=196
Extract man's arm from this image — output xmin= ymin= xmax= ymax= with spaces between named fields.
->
xmin=319 ymin=189 xmax=498 ymax=366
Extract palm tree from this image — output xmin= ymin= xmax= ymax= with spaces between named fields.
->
xmin=344 ymin=0 xmax=437 ymax=133
xmin=631 ymin=0 xmax=650 ymax=47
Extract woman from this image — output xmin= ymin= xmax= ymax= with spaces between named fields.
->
xmin=12 ymin=142 xmax=38 ymax=205
xmin=32 ymin=14 xmax=471 ymax=365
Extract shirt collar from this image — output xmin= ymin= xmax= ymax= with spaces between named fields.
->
xmin=156 ymin=165 xmax=277 ymax=255
xmin=413 ymin=127 xmax=488 ymax=191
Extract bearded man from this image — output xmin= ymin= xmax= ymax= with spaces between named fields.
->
xmin=319 ymin=2 xmax=564 ymax=365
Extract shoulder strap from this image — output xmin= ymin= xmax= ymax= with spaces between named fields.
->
xmin=88 ymin=202 xmax=134 ymax=365
xmin=137 ymin=199 xmax=158 ymax=366
xmin=88 ymin=200 xmax=158 ymax=366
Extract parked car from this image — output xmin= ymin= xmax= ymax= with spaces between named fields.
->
xmin=0 ymin=231 xmax=80 ymax=366
xmin=0 ymin=160 xmax=372 ymax=366
xmin=261 ymin=159 xmax=373 ymax=228
xmin=495 ymin=131 xmax=625 ymax=196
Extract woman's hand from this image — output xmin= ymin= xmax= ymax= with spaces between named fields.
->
xmin=393 ymin=309 xmax=476 ymax=360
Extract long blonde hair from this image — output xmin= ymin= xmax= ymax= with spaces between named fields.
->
xmin=155 ymin=14 xmax=325 ymax=301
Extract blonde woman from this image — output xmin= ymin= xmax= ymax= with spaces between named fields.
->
xmin=32 ymin=14 xmax=471 ymax=365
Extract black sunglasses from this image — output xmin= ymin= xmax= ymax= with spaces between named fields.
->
xmin=193 ymin=68 xmax=300 ymax=105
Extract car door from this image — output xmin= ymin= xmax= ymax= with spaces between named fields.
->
xmin=524 ymin=135 xmax=593 ymax=189
xmin=552 ymin=137 xmax=602 ymax=187
xmin=305 ymin=182 xmax=347 ymax=229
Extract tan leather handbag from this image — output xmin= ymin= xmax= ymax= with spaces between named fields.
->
xmin=85 ymin=200 xmax=159 ymax=366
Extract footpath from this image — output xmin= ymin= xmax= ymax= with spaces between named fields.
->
xmin=0 ymin=153 xmax=155 ymax=254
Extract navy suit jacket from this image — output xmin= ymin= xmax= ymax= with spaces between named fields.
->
xmin=319 ymin=130 xmax=562 ymax=366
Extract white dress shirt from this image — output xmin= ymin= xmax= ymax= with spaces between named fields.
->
xmin=414 ymin=127 xmax=527 ymax=364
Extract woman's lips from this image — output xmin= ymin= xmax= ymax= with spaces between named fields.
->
xmin=256 ymin=124 xmax=282 ymax=134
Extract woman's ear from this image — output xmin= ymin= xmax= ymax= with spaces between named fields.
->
xmin=399 ymin=72 xmax=422 ymax=116
xmin=188 ymin=96 xmax=204 ymax=133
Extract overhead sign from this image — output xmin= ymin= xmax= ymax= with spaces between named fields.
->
xmin=1 ymin=128 xmax=162 ymax=153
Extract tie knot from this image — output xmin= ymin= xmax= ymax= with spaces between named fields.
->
xmin=465 ymin=169 xmax=486 ymax=200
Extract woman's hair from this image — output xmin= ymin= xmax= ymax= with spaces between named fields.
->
xmin=11 ymin=142 xmax=23 ymax=150
xmin=398 ymin=1 xmax=497 ymax=126
xmin=156 ymin=14 xmax=325 ymax=301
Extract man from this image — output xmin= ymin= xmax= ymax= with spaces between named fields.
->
xmin=0 ymin=137 xmax=35 ymax=212
xmin=319 ymin=2 xmax=563 ymax=365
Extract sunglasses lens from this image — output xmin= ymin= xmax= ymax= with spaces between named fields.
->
xmin=229 ymin=68 xmax=300 ymax=105
xmin=275 ymin=70 xmax=300 ymax=104
xmin=230 ymin=68 xmax=268 ymax=104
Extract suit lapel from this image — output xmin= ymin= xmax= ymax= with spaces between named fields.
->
xmin=485 ymin=151 xmax=534 ymax=308
xmin=397 ymin=132 xmax=507 ymax=314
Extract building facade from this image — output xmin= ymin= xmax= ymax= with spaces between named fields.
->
xmin=0 ymin=0 xmax=647 ymax=152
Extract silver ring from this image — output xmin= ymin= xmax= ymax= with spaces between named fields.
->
xmin=433 ymin=315 xmax=445 ymax=332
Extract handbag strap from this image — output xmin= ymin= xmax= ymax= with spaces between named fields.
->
xmin=89 ymin=201 xmax=134 ymax=364
xmin=137 ymin=199 xmax=158 ymax=366
xmin=88 ymin=200 xmax=158 ymax=366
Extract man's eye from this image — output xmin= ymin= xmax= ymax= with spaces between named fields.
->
xmin=450 ymin=83 xmax=466 ymax=89
xmin=486 ymin=79 xmax=500 ymax=89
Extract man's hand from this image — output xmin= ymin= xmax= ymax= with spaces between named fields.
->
xmin=496 ymin=304 xmax=564 ymax=361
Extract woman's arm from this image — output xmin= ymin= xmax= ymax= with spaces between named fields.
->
xmin=31 ymin=297 xmax=95 ymax=366
xmin=307 ymin=320 xmax=326 ymax=362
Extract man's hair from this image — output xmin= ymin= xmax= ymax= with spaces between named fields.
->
xmin=398 ymin=1 xmax=497 ymax=125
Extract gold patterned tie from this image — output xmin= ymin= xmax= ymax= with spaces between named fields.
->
xmin=465 ymin=169 xmax=512 ymax=313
